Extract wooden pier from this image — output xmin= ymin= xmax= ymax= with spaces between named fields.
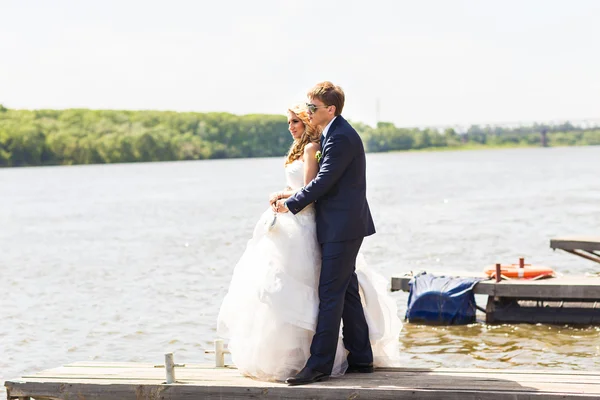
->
xmin=391 ymin=276 xmax=600 ymax=324
xmin=5 ymin=362 xmax=600 ymax=399
xmin=551 ymin=236 xmax=600 ymax=264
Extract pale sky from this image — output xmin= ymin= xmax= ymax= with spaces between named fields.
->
xmin=1 ymin=0 xmax=598 ymax=127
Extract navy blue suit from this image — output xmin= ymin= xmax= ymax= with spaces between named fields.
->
xmin=285 ymin=115 xmax=375 ymax=374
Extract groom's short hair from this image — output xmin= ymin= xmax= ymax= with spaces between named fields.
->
xmin=308 ymin=81 xmax=345 ymax=116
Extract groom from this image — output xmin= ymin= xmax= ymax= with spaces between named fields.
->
xmin=274 ymin=81 xmax=376 ymax=385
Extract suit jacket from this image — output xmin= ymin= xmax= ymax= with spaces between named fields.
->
xmin=286 ymin=115 xmax=376 ymax=243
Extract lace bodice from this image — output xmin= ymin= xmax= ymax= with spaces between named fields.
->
xmin=285 ymin=159 xmax=304 ymax=190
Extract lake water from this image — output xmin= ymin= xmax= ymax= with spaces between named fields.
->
xmin=1 ymin=146 xmax=600 ymax=392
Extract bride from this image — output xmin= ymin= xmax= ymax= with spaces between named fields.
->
xmin=217 ymin=104 xmax=402 ymax=382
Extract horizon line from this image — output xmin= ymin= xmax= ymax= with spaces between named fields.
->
xmin=1 ymin=103 xmax=599 ymax=131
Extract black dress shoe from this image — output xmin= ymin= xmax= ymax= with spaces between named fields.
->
xmin=346 ymin=363 xmax=374 ymax=373
xmin=285 ymin=366 xmax=330 ymax=386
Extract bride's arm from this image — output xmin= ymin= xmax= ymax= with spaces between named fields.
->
xmin=269 ymin=143 xmax=319 ymax=204
xmin=269 ymin=186 xmax=294 ymax=204
xmin=302 ymin=142 xmax=320 ymax=186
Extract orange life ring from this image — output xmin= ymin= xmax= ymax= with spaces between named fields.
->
xmin=483 ymin=263 xmax=555 ymax=279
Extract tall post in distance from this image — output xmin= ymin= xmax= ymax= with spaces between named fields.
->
xmin=541 ymin=128 xmax=548 ymax=147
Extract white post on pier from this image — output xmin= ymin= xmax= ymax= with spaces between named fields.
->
xmin=215 ymin=339 xmax=225 ymax=367
xmin=165 ymin=353 xmax=176 ymax=384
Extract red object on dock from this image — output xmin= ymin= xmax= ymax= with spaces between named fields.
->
xmin=484 ymin=258 xmax=555 ymax=280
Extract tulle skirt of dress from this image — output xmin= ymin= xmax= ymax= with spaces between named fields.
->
xmin=217 ymin=206 xmax=402 ymax=382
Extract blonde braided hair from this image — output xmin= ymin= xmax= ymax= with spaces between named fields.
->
xmin=285 ymin=104 xmax=321 ymax=166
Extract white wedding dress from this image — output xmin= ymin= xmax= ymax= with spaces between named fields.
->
xmin=217 ymin=159 xmax=402 ymax=382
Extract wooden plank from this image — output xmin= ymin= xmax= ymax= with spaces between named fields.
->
xmin=6 ymin=381 xmax=600 ymax=399
xmin=486 ymin=298 xmax=600 ymax=324
xmin=561 ymin=249 xmax=600 ymax=264
xmin=19 ymin=367 xmax=600 ymax=385
xmin=5 ymin=363 xmax=600 ymax=400
xmin=550 ymin=235 xmax=600 ymax=264
xmin=550 ymin=237 xmax=600 ymax=252
xmin=65 ymin=362 xmax=220 ymax=369
xmin=474 ymin=278 xmax=600 ymax=299
xmin=67 ymin=361 xmax=162 ymax=368
xmin=55 ymin=363 xmax=600 ymax=376
xmin=6 ymin=378 xmax=600 ymax=399
xmin=391 ymin=276 xmax=600 ymax=299
xmin=8 ymin=381 xmax=600 ymax=400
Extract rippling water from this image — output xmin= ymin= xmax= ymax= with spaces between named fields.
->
xmin=2 ymin=146 xmax=600 ymax=392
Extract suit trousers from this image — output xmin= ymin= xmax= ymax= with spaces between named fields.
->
xmin=306 ymin=237 xmax=373 ymax=374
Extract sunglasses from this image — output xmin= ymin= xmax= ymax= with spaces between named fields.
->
xmin=306 ymin=103 xmax=330 ymax=114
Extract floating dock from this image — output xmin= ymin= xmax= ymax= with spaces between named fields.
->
xmin=392 ymin=236 xmax=600 ymax=324
xmin=391 ymin=275 xmax=600 ymax=324
xmin=5 ymin=362 xmax=600 ymax=399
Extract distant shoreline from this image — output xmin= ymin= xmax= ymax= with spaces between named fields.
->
xmin=403 ymin=143 xmax=600 ymax=153
xmin=401 ymin=143 xmax=557 ymax=153
xmin=1 ymin=107 xmax=599 ymax=167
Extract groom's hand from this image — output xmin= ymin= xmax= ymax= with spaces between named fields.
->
xmin=275 ymin=199 xmax=289 ymax=213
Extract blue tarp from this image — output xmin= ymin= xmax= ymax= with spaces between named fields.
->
xmin=406 ymin=272 xmax=484 ymax=325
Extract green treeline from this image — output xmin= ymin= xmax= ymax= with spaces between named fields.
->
xmin=0 ymin=106 xmax=290 ymax=167
xmin=0 ymin=105 xmax=599 ymax=167
xmin=359 ymin=121 xmax=600 ymax=152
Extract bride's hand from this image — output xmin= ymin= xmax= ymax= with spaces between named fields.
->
xmin=269 ymin=191 xmax=279 ymax=205
xmin=269 ymin=191 xmax=285 ymax=205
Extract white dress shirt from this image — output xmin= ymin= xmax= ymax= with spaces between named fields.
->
xmin=321 ymin=116 xmax=337 ymax=141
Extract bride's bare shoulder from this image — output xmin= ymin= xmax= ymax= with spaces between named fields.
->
xmin=303 ymin=142 xmax=320 ymax=156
